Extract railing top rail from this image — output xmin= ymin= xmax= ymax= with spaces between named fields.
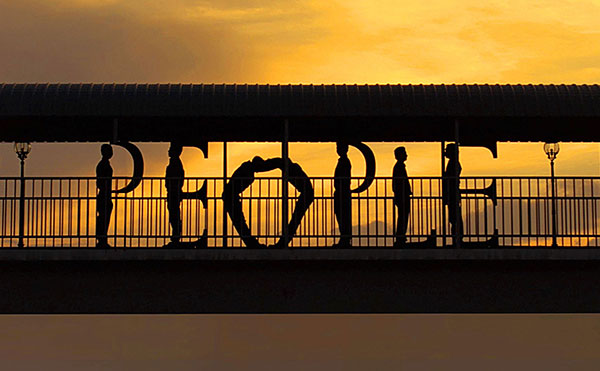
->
xmin=1 ymin=176 xmax=600 ymax=180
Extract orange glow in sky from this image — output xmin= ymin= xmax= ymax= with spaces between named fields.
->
xmin=1 ymin=1 xmax=600 ymax=368
xmin=1 ymin=0 xmax=599 ymax=177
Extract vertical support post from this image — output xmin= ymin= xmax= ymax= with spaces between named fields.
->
xmin=18 ymin=159 xmax=25 ymax=248
xmin=454 ymin=119 xmax=461 ymax=248
xmin=223 ymin=141 xmax=228 ymax=248
xmin=282 ymin=119 xmax=290 ymax=247
xmin=551 ymin=159 xmax=558 ymax=247
xmin=441 ymin=140 xmax=446 ymax=248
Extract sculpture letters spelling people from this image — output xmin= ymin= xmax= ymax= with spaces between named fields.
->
xmin=392 ymin=146 xmax=411 ymax=246
xmin=165 ymin=143 xmax=185 ymax=245
xmin=96 ymin=144 xmax=113 ymax=248
xmin=333 ymin=142 xmax=352 ymax=247
xmin=443 ymin=143 xmax=463 ymax=244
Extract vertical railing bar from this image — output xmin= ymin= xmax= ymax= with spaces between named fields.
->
xmin=86 ymin=179 xmax=89 ymax=247
xmin=2 ymin=180 xmax=6 ymax=247
xmin=384 ymin=178 xmax=388 ymax=246
xmin=518 ymin=178 xmax=522 ymax=245
xmin=581 ymin=178 xmax=585 ymax=244
xmin=474 ymin=178 xmax=478 ymax=241
xmin=509 ymin=178 xmax=514 ymax=246
xmin=464 ymin=178 xmax=468 ymax=242
xmin=321 ymin=178 xmax=324 ymax=246
xmin=440 ymin=141 xmax=446 ymax=246
xmin=76 ymin=178 xmax=81 ymax=245
xmin=483 ymin=178 xmax=488 ymax=241
xmin=569 ymin=178 xmax=573 ymax=247
xmin=28 ymin=179 xmax=33 ymax=247
xmin=59 ymin=179 xmax=64 ymax=247
xmin=416 ymin=178 xmax=420 ymax=243
xmin=527 ymin=178 xmax=532 ymax=245
xmin=365 ymin=177 xmax=369 ymax=247
xmin=535 ymin=178 xmax=547 ymax=246
xmin=13 ymin=179 xmax=17 ymax=247
xmin=10 ymin=178 xmax=13 ymax=247
xmin=375 ymin=176 xmax=379 ymax=246
xmin=212 ymin=179 xmax=216 ymax=248
xmin=2 ymin=179 xmax=6 ymax=247
xmin=428 ymin=177 xmax=433 ymax=246
xmin=113 ymin=178 xmax=118 ymax=247
xmin=589 ymin=179 xmax=593 ymax=245
xmin=266 ymin=178 xmax=271 ymax=246
xmin=500 ymin=179 xmax=505 ymax=246
xmin=593 ymin=180 xmax=597 ymax=246
xmin=313 ymin=179 xmax=316 ymax=247
xmin=66 ymin=179 xmax=71 ymax=247
xmin=258 ymin=177 xmax=262 ymax=245
xmin=583 ymin=179 xmax=588 ymax=245
xmin=572 ymin=178 xmax=577 ymax=246
xmin=355 ymin=178 xmax=359 ymax=247
xmin=222 ymin=142 xmax=228 ymax=247
xmin=248 ymin=181 xmax=253 ymax=242
xmin=158 ymin=179 xmax=162 ymax=247
xmin=296 ymin=185 xmax=300 ymax=247
xmin=560 ymin=178 xmax=565 ymax=246
xmin=571 ymin=178 xmax=575 ymax=245
xmin=139 ymin=176 xmax=143 ymax=248
xmin=1 ymin=179 xmax=5 ymax=247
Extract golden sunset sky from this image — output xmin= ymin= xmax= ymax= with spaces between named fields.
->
xmin=2 ymin=0 xmax=600 ymax=83
xmin=1 ymin=0 xmax=600 ymax=369
xmin=1 ymin=0 xmax=600 ymax=177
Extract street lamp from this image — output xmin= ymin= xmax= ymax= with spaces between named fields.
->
xmin=14 ymin=142 xmax=31 ymax=248
xmin=544 ymin=142 xmax=559 ymax=247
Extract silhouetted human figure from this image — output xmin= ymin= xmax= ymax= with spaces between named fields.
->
xmin=96 ymin=144 xmax=113 ymax=248
xmin=269 ymin=158 xmax=315 ymax=247
xmin=223 ymin=156 xmax=268 ymax=248
xmin=333 ymin=142 xmax=352 ymax=247
xmin=287 ymin=160 xmax=314 ymax=238
xmin=393 ymin=146 xmax=411 ymax=246
xmin=165 ymin=143 xmax=185 ymax=245
xmin=443 ymin=143 xmax=463 ymax=244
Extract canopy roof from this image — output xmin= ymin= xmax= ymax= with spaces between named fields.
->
xmin=1 ymin=83 xmax=599 ymax=142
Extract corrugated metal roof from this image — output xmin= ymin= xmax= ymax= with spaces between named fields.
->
xmin=1 ymin=83 xmax=600 ymax=118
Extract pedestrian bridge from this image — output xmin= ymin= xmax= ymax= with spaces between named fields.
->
xmin=1 ymin=83 xmax=600 ymax=314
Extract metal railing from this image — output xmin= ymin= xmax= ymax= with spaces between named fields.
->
xmin=0 ymin=176 xmax=598 ymax=248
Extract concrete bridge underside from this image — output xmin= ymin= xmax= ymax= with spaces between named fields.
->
xmin=1 ymin=249 xmax=600 ymax=314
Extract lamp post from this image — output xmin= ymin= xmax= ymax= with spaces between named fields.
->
xmin=544 ymin=142 xmax=559 ymax=247
xmin=14 ymin=142 xmax=31 ymax=248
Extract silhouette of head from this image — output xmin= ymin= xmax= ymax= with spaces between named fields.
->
xmin=168 ymin=143 xmax=183 ymax=158
xmin=394 ymin=146 xmax=407 ymax=162
xmin=101 ymin=144 xmax=113 ymax=159
xmin=336 ymin=142 xmax=349 ymax=157
xmin=251 ymin=156 xmax=266 ymax=170
xmin=445 ymin=143 xmax=459 ymax=159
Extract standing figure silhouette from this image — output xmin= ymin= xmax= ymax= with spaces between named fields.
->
xmin=392 ymin=146 xmax=411 ymax=247
xmin=165 ymin=143 xmax=184 ymax=245
xmin=96 ymin=144 xmax=113 ymax=248
xmin=333 ymin=142 xmax=352 ymax=247
xmin=443 ymin=143 xmax=463 ymax=245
